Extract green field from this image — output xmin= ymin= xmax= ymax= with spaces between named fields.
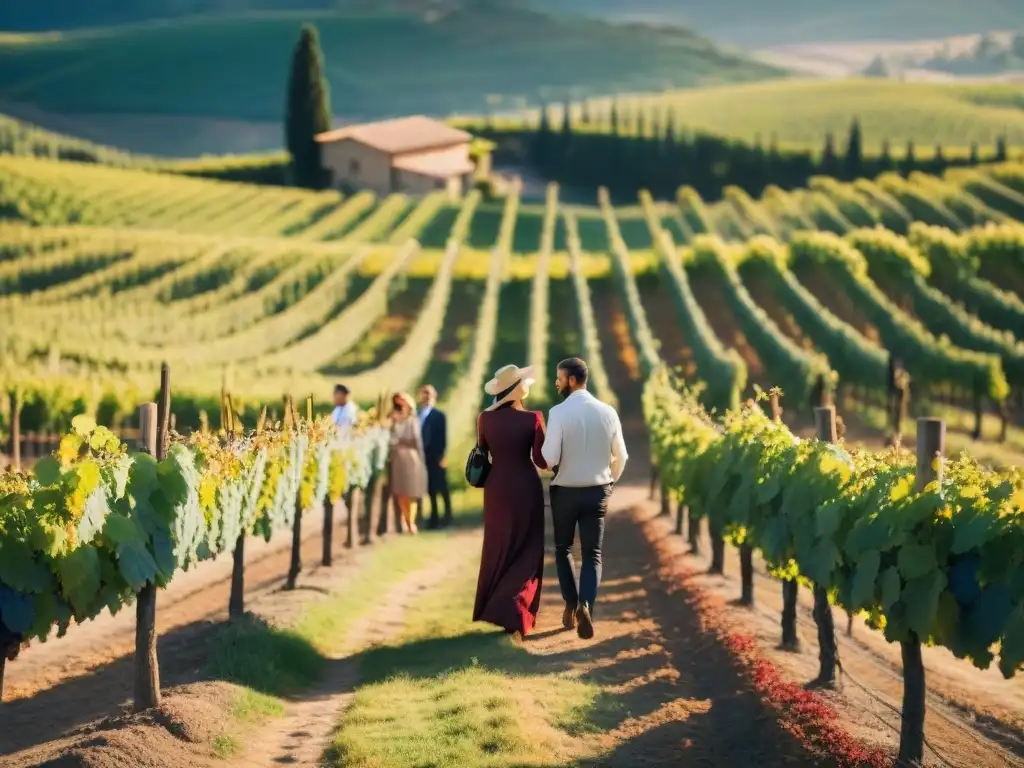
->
xmin=0 ymin=8 xmax=778 ymax=124
xmin=492 ymin=79 xmax=1024 ymax=152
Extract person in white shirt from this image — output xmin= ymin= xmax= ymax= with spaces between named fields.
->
xmin=541 ymin=357 xmax=628 ymax=640
xmin=331 ymin=384 xmax=358 ymax=430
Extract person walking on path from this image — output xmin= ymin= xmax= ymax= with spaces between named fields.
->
xmin=388 ymin=392 xmax=428 ymax=534
xmin=472 ymin=365 xmax=549 ymax=639
xmin=418 ymin=384 xmax=452 ymax=529
xmin=542 ymin=357 xmax=628 ymax=640
xmin=331 ymin=384 xmax=359 ymax=430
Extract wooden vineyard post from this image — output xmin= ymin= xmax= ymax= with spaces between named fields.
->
xmin=8 ymin=391 xmax=20 ymax=472
xmin=377 ymin=478 xmax=392 ymax=537
xmin=899 ymin=417 xmax=943 ymax=766
xmin=772 ymin=392 xmax=798 ymax=650
xmin=687 ymin=509 xmax=700 ymax=554
xmin=363 ymin=472 xmax=383 ymax=546
xmin=649 ymin=465 xmax=658 ymax=501
xmin=229 ymin=532 xmax=246 ymax=617
xmin=971 ymin=384 xmax=983 ymax=441
xmin=133 ymin=364 xmax=167 ymax=713
xmin=708 ymin=519 xmax=725 ymax=575
xmin=811 ymin=406 xmax=840 ymax=688
xmin=659 ymin=484 xmax=670 ymax=517
xmin=286 ymin=490 xmax=302 ymax=591
xmin=322 ymin=494 xmax=334 ymax=566
xmin=674 ymin=498 xmax=685 ymax=536
xmin=344 ymin=488 xmax=356 ymax=549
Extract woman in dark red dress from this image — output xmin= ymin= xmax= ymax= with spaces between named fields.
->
xmin=472 ymin=364 xmax=548 ymax=638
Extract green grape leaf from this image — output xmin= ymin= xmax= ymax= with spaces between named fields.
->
xmin=851 ymin=550 xmax=880 ymax=610
xmin=103 ymin=512 xmax=144 ymax=547
xmin=898 ymin=542 xmax=937 ymax=580
xmin=816 ymin=500 xmax=843 ymax=542
xmin=114 ymin=540 xmax=159 ymax=592
xmin=151 ymin=529 xmax=176 ymax=585
xmin=33 ymin=456 xmax=62 ymax=487
xmin=0 ymin=585 xmax=35 ymax=634
xmin=755 ymin=474 xmax=781 ymax=505
xmin=0 ymin=539 xmax=52 ymax=593
xmin=902 ymin=570 xmax=947 ymax=637
xmin=880 ymin=566 xmax=902 ymax=609
xmin=998 ymin=605 xmax=1024 ymax=679
xmin=952 ymin=512 xmax=997 ymax=555
xmin=933 ymin=591 xmax=960 ymax=647
xmin=29 ymin=522 xmax=67 ymax=559
xmin=76 ymin=489 xmax=109 ymax=544
xmin=56 ymin=546 xmax=101 ymax=617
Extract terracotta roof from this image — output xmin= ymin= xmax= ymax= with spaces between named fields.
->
xmin=392 ymin=152 xmax=475 ymax=179
xmin=314 ymin=115 xmax=472 ymax=154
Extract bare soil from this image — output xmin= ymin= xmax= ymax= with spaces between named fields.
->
xmin=523 ymin=486 xmax=818 ymax=766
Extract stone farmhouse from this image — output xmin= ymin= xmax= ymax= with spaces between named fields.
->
xmin=315 ymin=115 xmax=474 ymax=197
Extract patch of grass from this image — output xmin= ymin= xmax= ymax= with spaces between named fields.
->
xmin=323 ymin=554 xmax=609 ymax=768
xmin=198 ymin=530 xmax=476 ymax=756
xmin=211 ymin=732 xmax=243 ymax=759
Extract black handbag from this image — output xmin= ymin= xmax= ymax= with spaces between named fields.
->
xmin=465 ymin=443 xmax=491 ymax=488
xmin=464 ymin=414 xmax=491 ymax=488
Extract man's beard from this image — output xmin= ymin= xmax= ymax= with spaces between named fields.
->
xmin=557 ymin=385 xmax=570 ymax=401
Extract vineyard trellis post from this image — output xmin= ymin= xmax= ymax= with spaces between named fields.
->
xmin=674 ymin=499 xmax=685 ymax=536
xmin=8 ymin=390 xmax=21 ymax=471
xmin=811 ymin=405 xmax=840 ymax=688
xmin=660 ymin=484 xmax=670 ymax=517
xmin=322 ymin=494 xmax=334 ymax=566
xmin=133 ymin=363 xmax=168 ymax=713
xmin=344 ymin=488 xmax=356 ymax=549
xmin=899 ymin=417 xmax=944 ymax=765
xmin=227 ymin=393 xmax=246 ymax=618
xmin=363 ymin=471 xmax=383 ymax=546
xmin=286 ymin=491 xmax=303 ymax=591
xmin=774 ymin=392 xmax=798 ymax=648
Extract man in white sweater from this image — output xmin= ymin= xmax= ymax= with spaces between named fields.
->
xmin=541 ymin=357 xmax=628 ymax=640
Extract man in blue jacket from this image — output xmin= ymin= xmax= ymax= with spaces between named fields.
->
xmin=418 ymin=384 xmax=452 ymax=528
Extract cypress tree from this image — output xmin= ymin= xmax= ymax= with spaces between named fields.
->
xmin=969 ymin=141 xmax=980 ymax=165
xmin=878 ymin=139 xmax=896 ymax=173
xmin=902 ymin=139 xmax=917 ymax=175
xmin=819 ymin=132 xmax=840 ymax=176
xmin=285 ymin=23 xmax=332 ymax=189
xmin=996 ymin=134 xmax=1008 ymax=162
xmin=844 ymin=118 xmax=863 ymax=180
xmin=610 ymin=100 xmax=620 ymax=135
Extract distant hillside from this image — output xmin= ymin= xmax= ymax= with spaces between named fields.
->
xmin=538 ymin=0 xmax=1024 ymax=46
xmin=0 ymin=7 xmax=781 ymax=145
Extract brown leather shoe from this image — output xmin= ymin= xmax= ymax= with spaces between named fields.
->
xmin=562 ymin=604 xmax=577 ymax=630
xmin=576 ymin=604 xmax=594 ymax=640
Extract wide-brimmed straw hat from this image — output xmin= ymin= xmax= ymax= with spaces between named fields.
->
xmin=484 ymin=364 xmax=535 ymax=410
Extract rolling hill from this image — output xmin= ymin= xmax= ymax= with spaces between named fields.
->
xmin=0 ymin=7 xmax=780 ymax=130
xmin=538 ymin=0 xmax=1024 ymax=46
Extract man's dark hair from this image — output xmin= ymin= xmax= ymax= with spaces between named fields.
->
xmin=334 ymin=384 xmax=349 ymax=396
xmin=557 ymin=357 xmax=588 ymax=386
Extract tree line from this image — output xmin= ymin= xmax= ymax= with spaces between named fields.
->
xmin=467 ymin=105 xmax=1012 ymax=203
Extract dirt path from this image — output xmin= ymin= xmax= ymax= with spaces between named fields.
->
xmin=230 ymin=530 xmax=478 ymax=768
xmin=520 ymin=484 xmax=815 ymax=765
xmin=1 ymin=505 xmax=343 ymax=751
xmin=644 ymin=505 xmax=1024 ymax=767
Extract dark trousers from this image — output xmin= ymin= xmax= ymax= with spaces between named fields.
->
xmin=426 ymin=461 xmax=451 ymax=528
xmin=550 ymin=483 xmax=611 ymax=613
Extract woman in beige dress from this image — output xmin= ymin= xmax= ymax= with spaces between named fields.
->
xmin=389 ymin=392 xmax=428 ymax=534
